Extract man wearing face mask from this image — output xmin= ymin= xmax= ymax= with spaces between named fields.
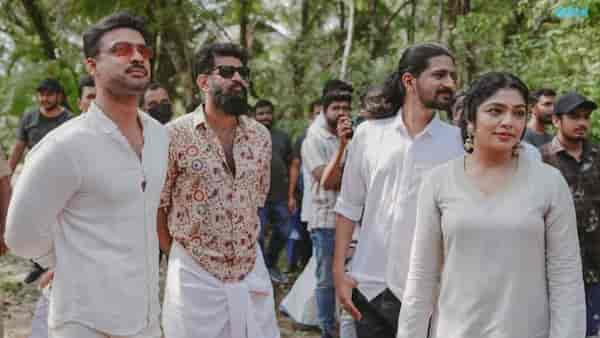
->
xmin=158 ymin=43 xmax=279 ymax=338
xmin=141 ymin=82 xmax=174 ymax=124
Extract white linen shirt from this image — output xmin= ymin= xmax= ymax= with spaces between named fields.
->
xmin=5 ymin=102 xmax=169 ymax=335
xmin=336 ymin=112 xmax=464 ymax=301
xmin=339 ymin=112 xmax=463 ymax=301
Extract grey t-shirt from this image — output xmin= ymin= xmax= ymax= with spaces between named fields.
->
xmin=523 ymin=128 xmax=553 ymax=148
xmin=17 ymin=108 xmax=72 ymax=149
xmin=268 ymin=127 xmax=292 ymax=202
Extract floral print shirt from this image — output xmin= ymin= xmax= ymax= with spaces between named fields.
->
xmin=542 ymin=137 xmax=600 ymax=285
xmin=160 ymin=106 xmax=271 ymax=283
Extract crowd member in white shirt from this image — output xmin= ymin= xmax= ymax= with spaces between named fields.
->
xmin=396 ymin=72 xmax=585 ymax=338
xmin=333 ymin=43 xmax=464 ymax=338
xmin=5 ymin=11 xmax=169 ymax=338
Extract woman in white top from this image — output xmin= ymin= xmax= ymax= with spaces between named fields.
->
xmin=396 ymin=72 xmax=585 ymax=338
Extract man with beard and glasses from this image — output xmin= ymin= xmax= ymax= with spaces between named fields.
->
xmin=158 ymin=43 xmax=279 ymax=338
xmin=5 ymin=12 xmax=168 ymax=338
xmin=541 ymin=92 xmax=600 ymax=337
xmin=140 ymin=82 xmax=174 ymax=124
xmin=332 ymin=43 xmax=464 ymax=338
xmin=302 ymin=88 xmax=354 ymax=338
xmin=253 ymin=99 xmax=294 ymax=283
xmin=524 ymin=88 xmax=556 ymax=148
xmin=9 ymin=78 xmax=72 ymax=285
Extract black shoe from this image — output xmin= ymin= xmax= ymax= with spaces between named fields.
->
xmin=24 ymin=262 xmax=47 ymax=284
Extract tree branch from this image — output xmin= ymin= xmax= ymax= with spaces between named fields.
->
xmin=20 ymin=0 xmax=56 ymax=59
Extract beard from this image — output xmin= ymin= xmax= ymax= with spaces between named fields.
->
xmin=212 ymin=83 xmax=248 ymax=117
xmin=418 ymin=86 xmax=454 ymax=111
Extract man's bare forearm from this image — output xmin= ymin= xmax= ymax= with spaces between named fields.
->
xmin=320 ymin=142 xmax=347 ymax=191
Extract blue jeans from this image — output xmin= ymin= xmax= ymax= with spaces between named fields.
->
xmin=586 ymin=283 xmax=600 ymax=336
xmin=258 ymin=200 xmax=291 ymax=269
xmin=311 ymin=228 xmax=336 ymax=336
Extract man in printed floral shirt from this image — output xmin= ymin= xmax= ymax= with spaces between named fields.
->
xmin=541 ymin=91 xmax=599 ymax=337
xmin=158 ymin=42 xmax=279 ymax=338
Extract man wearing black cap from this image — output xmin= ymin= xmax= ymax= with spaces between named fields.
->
xmin=8 ymin=78 xmax=72 ymax=284
xmin=541 ymin=91 xmax=600 ymax=338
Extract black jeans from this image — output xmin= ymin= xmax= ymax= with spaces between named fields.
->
xmin=352 ymin=288 xmax=401 ymax=338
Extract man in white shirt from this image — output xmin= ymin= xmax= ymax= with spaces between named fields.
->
xmin=5 ymin=11 xmax=168 ymax=338
xmin=333 ymin=43 xmax=464 ymax=338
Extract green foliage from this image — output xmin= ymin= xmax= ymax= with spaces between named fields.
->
xmin=0 ymin=0 xmax=599 ymax=142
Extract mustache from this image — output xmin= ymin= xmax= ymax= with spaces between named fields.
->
xmin=126 ymin=64 xmax=148 ymax=75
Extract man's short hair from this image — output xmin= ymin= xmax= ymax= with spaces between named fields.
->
xmin=192 ymin=43 xmax=248 ymax=81
xmin=139 ymin=82 xmax=168 ymax=107
xmin=83 ymin=11 xmax=150 ymax=58
xmin=254 ymin=99 xmax=274 ymax=113
xmin=37 ymin=78 xmax=64 ymax=94
xmin=78 ymin=76 xmax=95 ymax=98
xmin=529 ymin=88 xmax=557 ymax=105
xmin=322 ymin=79 xmax=354 ymax=98
xmin=322 ymin=91 xmax=352 ymax=112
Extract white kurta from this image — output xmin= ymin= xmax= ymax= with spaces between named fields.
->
xmin=162 ymin=242 xmax=280 ymax=338
xmin=396 ymin=155 xmax=586 ymax=338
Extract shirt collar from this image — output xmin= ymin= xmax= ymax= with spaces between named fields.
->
xmin=547 ymin=135 xmax=594 ymax=159
xmin=190 ymin=104 xmax=249 ymax=133
xmin=89 ymin=101 xmax=149 ymax=134
xmin=392 ymin=108 xmax=443 ymax=138
xmin=313 ymin=113 xmax=337 ymax=139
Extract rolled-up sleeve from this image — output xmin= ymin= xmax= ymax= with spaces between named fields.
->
xmin=335 ymin=139 xmax=365 ymax=221
xmin=5 ymin=137 xmax=80 ymax=259
xmin=301 ymin=133 xmax=327 ymax=177
xmin=545 ymin=170 xmax=586 ymax=338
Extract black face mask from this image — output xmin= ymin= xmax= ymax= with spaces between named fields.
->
xmin=148 ymin=103 xmax=173 ymax=124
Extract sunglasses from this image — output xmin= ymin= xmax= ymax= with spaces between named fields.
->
xmin=108 ymin=42 xmax=153 ymax=60
xmin=212 ymin=65 xmax=250 ymax=81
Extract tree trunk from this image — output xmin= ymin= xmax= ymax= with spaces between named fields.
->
xmin=437 ymin=0 xmax=444 ymax=41
xmin=407 ymin=0 xmax=417 ymax=44
xmin=340 ymin=0 xmax=355 ymax=80
xmin=239 ymin=0 xmax=250 ymax=50
xmin=21 ymin=0 xmax=56 ymax=59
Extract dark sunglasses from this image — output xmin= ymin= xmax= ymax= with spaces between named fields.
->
xmin=212 ymin=65 xmax=250 ymax=81
xmin=108 ymin=42 xmax=153 ymax=60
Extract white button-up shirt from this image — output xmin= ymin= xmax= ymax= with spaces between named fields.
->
xmin=5 ymin=102 xmax=169 ymax=335
xmin=336 ymin=112 xmax=464 ymax=301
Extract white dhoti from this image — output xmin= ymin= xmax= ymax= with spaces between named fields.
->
xmin=163 ymin=242 xmax=280 ymax=338
xmin=279 ymin=257 xmax=319 ymax=328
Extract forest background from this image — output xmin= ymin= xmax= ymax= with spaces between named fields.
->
xmin=0 ymin=0 xmax=598 ymax=150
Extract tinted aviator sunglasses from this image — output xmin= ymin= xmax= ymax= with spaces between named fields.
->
xmin=212 ymin=65 xmax=251 ymax=81
xmin=108 ymin=42 xmax=153 ymax=60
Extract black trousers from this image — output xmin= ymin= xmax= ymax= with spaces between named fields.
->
xmin=352 ymin=288 xmax=402 ymax=338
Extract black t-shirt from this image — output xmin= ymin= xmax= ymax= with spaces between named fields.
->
xmin=268 ymin=128 xmax=292 ymax=202
xmin=17 ymin=108 xmax=72 ymax=149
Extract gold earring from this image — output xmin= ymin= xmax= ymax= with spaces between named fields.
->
xmin=464 ymin=126 xmax=474 ymax=152
xmin=512 ymin=142 xmax=521 ymax=157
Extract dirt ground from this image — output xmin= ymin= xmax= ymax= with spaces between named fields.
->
xmin=0 ymin=254 xmax=319 ymax=338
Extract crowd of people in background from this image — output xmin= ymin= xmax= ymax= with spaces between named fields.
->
xmin=0 ymin=8 xmax=598 ymax=338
